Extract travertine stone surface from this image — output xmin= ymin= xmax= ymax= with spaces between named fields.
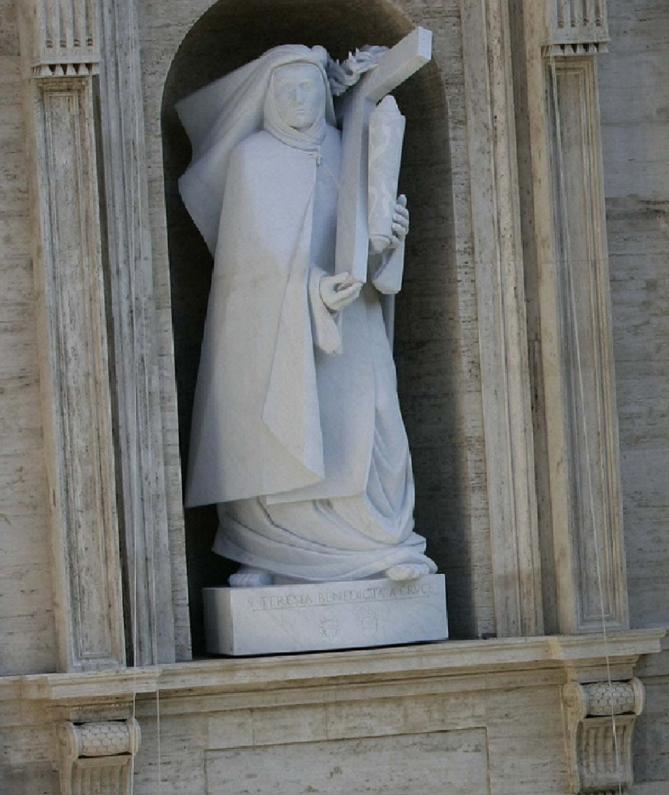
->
xmin=18 ymin=0 xmax=126 ymax=671
xmin=600 ymin=0 xmax=669 ymax=633
xmin=563 ymin=678 xmax=644 ymax=793
xmin=0 ymin=0 xmax=666 ymax=791
xmin=510 ymin=0 xmax=628 ymax=635
xmin=545 ymin=53 xmax=628 ymax=633
xmin=633 ymin=638 xmax=669 ymax=793
xmin=0 ymin=632 xmax=661 ymax=795
xmin=542 ymin=0 xmax=610 ymax=56
xmin=96 ymin=0 xmax=189 ymax=665
xmin=460 ymin=0 xmax=543 ymax=637
xmin=598 ymin=3 xmax=669 ymax=793
xmin=59 ymin=719 xmax=141 ymax=795
xmin=0 ymin=0 xmax=57 ymax=676
xmin=205 ymin=729 xmax=487 ymax=795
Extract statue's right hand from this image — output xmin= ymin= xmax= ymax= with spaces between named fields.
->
xmin=320 ymin=272 xmax=362 ymax=312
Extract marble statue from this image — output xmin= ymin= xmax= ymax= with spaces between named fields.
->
xmin=177 ymin=43 xmax=437 ymax=587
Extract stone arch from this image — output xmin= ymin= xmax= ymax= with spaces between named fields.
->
xmin=159 ymin=0 xmax=464 ymax=652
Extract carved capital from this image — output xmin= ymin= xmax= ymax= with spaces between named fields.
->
xmin=543 ymin=0 xmax=609 ymax=56
xmin=59 ymin=719 xmax=141 ymax=795
xmin=563 ymin=679 xmax=644 ymax=793
xmin=20 ymin=0 xmax=99 ymax=77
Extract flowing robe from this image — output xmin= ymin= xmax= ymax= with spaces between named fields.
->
xmin=185 ymin=124 xmax=435 ymax=581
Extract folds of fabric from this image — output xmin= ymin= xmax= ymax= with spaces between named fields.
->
xmin=185 ymin=133 xmax=328 ymax=506
xmin=185 ymin=126 xmax=383 ymax=508
xmin=178 ymin=56 xmax=437 ymax=579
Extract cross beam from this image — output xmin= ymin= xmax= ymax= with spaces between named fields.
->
xmin=335 ymin=27 xmax=432 ymax=282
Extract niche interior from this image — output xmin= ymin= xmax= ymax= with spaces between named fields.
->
xmin=161 ymin=0 xmax=466 ymax=654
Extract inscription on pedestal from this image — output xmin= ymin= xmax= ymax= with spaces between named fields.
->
xmin=246 ymin=579 xmax=437 ymax=611
xmin=204 ymin=574 xmax=448 ymax=656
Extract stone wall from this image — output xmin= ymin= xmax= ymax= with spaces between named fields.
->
xmin=602 ymin=0 xmax=669 ymax=633
xmin=3 ymin=634 xmax=660 ymax=795
xmin=600 ymin=1 xmax=669 ymax=791
xmin=0 ymin=0 xmax=56 ymax=676
xmin=0 ymin=0 xmax=666 ymax=792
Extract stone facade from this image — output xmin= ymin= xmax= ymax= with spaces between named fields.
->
xmin=599 ymin=2 xmax=669 ymax=792
xmin=0 ymin=0 xmax=58 ymax=677
xmin=0 ymin=0 xmax=667 ymax=793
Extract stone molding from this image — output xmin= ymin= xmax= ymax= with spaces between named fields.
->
xmin=25 ymin=0 xmax=100 ymax=76
xmin=563 ymin=678 xmax=644 ymax=794
xmin=512 ymin=0 xmax=628 ymax=635
xmin=4 ymin=632 xmax=660 ymax=794
xmin=7 ymin=630 xmax=663 ymax=708
xmin=59 ymin=719 xmax=141 ymax=795
xmin=579 ymin=680 xmax=644 ymax=717
xmin=95 ymin=0 xmax=188 ymax=665
xmin=544 ymin=54 xmax=628 ymax=633
xmin=460 ymin=0 xmax=544 ymax=637
xmin=18 ymin=0 xmax=191 ymax=670
xmin=18 ymin=0 xmax=126 ymax=670
xmin=543 ymin=0 xmax=609 ymax=56
xmin=0 ymin=632 xmax=658 ymax=794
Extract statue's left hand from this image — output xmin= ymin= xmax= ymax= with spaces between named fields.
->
xmin=327 ymin=46 xmax=389 ymax=97
xmin=388 ymin=194 xmax=409 ymax=249
xmin=320 ymin=272 xmax=363 ymax=312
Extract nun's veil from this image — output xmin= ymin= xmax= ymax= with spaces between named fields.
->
xmin=177 ymin=44 xmax=336 ymax=255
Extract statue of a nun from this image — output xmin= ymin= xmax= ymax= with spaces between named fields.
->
xmin=177 ymin=44 xmax=437 ymax=587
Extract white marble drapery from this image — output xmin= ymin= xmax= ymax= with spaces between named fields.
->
xmin=178 ymin=46 xmax=435 ymax=580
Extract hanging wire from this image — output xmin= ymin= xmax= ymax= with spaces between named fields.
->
xmin=547 ymin=52 xmax=623 ymax=795
xmin=129 ymin=110 xmax=139 ymax=795
xmin=147 ymin=443 xmax=163 ymax=795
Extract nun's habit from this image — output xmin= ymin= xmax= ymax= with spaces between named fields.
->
xmin=178 ymin=45 xmax=435 ymax=581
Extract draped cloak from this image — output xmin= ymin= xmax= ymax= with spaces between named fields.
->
xmin=178 ymin=45 xmax=436 ymax=580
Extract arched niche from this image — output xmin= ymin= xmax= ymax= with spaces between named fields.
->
xmin=160 ymin=0 xmax=467 ymax=654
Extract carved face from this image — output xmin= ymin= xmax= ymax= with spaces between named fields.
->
xmin=272 ymin=62 xmax=326 ymax=130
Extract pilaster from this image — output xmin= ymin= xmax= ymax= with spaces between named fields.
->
xmin=18 ymin=0 xmax=126 ymax=671
xmin=95 ymin=0 xmax=189 ymax=664
xmin=460 ymin=0 xmax=544 ymax=636
xmin=514 ymin=0 xmax=628 ymax=634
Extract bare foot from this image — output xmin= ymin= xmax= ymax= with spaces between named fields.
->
xmin=385 ymin=563 xmax=431 ymax=582
xmin=229 ymin=566 xmax=273 ymax=587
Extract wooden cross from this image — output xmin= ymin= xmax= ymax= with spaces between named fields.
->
xmin=335 ymin=27 xmax=432 ymax=282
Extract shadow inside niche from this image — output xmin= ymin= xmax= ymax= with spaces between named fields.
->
xmin=161 ymin=0 xmax=465 ymax=655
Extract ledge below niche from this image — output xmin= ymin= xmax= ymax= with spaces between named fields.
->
xmin=1 ymin=629 xmax=663 ymax=709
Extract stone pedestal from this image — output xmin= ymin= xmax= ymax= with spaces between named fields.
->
xmin=203 ymin=574 xmax=448 ymax=656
